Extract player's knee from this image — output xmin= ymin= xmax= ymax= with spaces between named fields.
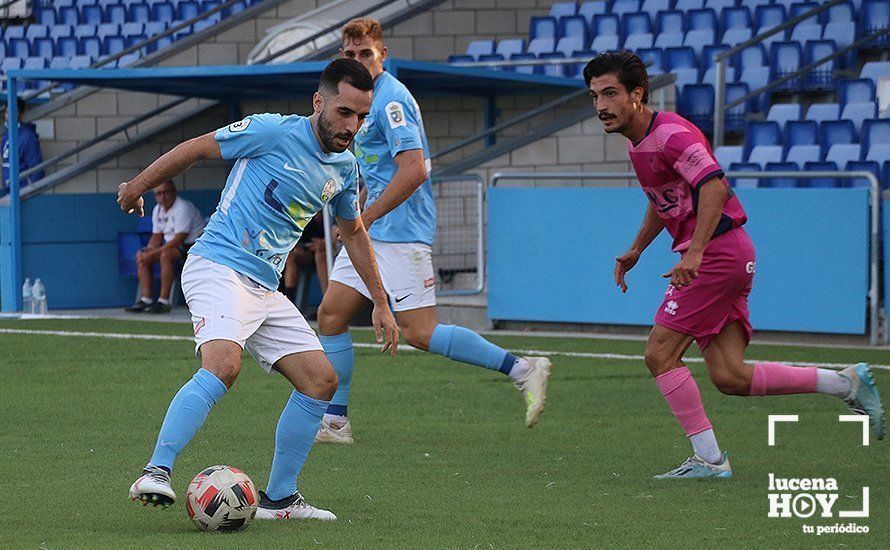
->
xmin=316 ymin=303 xmax=346 ymax=335
xmin=159 ymin=248 xmax=178 ymax=263
xmin=308 ymin=362 xmax=338 ymax=400
xmin=710 ymin=369 xmax=749 ymax=396
xmin=205 ymin=361 xmax=241 ymax=389
xmin=402 ymin=325 xmax=431 ymax=351
xmin=644 ymin=348 xmax=673 ymax=376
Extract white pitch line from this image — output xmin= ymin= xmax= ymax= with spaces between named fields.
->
xmin=1 ymin=328 xmax=889 ymax=371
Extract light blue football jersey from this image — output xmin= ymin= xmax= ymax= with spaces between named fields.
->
xmin=354 ymin=71 xmax=436 ymax=245
xmin=189 ymin=114 xmax=360 ymax=290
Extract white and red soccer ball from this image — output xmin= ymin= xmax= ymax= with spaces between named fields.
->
xmin=186 ymin=465 xmax=259 ymax=531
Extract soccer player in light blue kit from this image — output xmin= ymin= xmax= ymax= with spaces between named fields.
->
xmin=314 ymin=18 xmax=552 ymax=444
xmin=118 ymin=59 xmax=399 ymax=521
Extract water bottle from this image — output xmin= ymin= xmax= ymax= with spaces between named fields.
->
xmin=21 ymin=278 xmax=31 ymax=314
xmin=31 ymin=278 xmax=47 ymax=315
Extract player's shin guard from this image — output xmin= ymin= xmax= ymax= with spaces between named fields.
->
xmin=320 ymin=332 xmax=354 ymax=416
xmin=149 ymin=368 xmax=227 ymax=471
xmin=265 ymin=390 xmax=329 ymax=501
xmin=429 ymin=324 xmax=516 ymax=375
xmin=750 ymin=362 xmax=817 ymax=396
xmin=655 ymin=366 xmax=713 ymax=437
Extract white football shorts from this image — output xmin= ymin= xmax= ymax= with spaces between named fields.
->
xmin=181 ymin=254 xmax=322 ymax=373
xmin=329 ymin=240 xmax=436 ymax=312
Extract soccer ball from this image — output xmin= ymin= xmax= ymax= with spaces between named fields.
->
xmin=186 ymin=465 xmax=259 ymax=531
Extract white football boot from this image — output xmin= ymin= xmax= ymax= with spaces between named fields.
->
xmin=514 ymin=357 xmax=552 ymax=428
xmin=129 ymin=465 xmax=176 ymax=507
xmin=315 ymin=417 xmax=355 ymax=444
xmin=256 ymin=491 xmax=337 ymax=521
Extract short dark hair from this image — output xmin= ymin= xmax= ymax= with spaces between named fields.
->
xmin=318 ymin=58 xmax=374 ymax=96
xmin=583 ymin=50 xmax=649 ymax=104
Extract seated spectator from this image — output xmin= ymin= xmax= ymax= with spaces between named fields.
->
xmin=281 ymin=213 xmax=331 ymax=304
xmin=1 ymin=99 xmax=45 ymax=196
xmin=125 ymin=180 xmax=205 ymax=314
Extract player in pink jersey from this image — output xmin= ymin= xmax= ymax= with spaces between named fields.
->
xmin=584 ymin=51 xmax=884 ymax=478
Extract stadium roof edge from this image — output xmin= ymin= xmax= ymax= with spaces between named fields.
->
xmin=8 ymin=58 xmax=585 ymax=102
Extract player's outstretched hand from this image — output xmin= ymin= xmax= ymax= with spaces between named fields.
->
xmin=614 ymin=248 xmax=641 ymax=293
xmin=663 ymin=250 xmax=703 ymax=288
xmin=117 ymin=182 xmax=144 ymax=217
xmin=372 ymin=303 xmax=399 ymax=357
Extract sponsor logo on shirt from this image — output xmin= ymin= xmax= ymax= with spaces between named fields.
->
xmin=228 ymin=118 xmax=251 ymax=132
xmin=386 ymin=101 xmax=407 ymax=129
xmin=321 ymin=178 xmax=337 ymax=202
xmin=664 ymin=300 xmax=679 ymax=316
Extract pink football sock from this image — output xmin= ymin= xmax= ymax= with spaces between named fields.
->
xmin=654 ymin=366 xmax=713 ymax=437
xmin=749 ymin=362 xmax=817 ymax=396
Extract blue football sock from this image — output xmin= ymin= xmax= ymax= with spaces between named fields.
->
xmin=265 ymin=390 xmax=329 ymax=500
xmin=429 ymin=324 xmax=516 ymax=375
xmin=149 ymin=368 xmax=227 ymax=472
xmin=320 ymin=332 xmax=354 ymax=416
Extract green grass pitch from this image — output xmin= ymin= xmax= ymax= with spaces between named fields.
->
xmin=1 ymin=318 xmax=887 ymax=548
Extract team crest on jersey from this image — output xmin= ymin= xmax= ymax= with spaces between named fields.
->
xmin=321 ymin=178 xmax=337 ymax=202
xmin=386 ymin=101 xmax=406 ymax=129
xmin=228 ymin=118 xmax=251 ymax=132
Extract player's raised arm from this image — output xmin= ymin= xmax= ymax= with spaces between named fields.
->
xmin=336 ymin=214 xmax=400 ymax=355
xmin=117 ymin=132 xmax=222 ymax=217
xmin=360 ymin=148 xmax=427 ymax=227
xmin=615 ymin=203 xmax=665 ymax=293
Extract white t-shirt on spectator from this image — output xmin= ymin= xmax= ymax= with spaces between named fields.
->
xmin=151 ymin=197 xmax=206 ymax=245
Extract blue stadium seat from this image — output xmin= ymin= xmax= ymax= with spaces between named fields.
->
xmin=55 ymin=36 xmax=78 ymax=58
xmin=721 ymin=6 xmax=752 ymax=31
xmin=822 ymin=1 xmax=854 ymax=24
xmin=839 ymin=79 xmax=876 ymax=105
xmin=865 ymin=144 xmax=890 ymax=165
xmin=785 ymin=145 xmax=822 ymax=167
xmin=122 ymin=22 xmax=146 ymax=38
xmin=530 ymin=17 xmax=558 ymax=40
xmin=705 ymin=0 xmax=736 ymax=10
xmin=8 ymin=38 xmax=30 ymax=58
xmin=144 ymin=21 xmax=167 ymax=38
xmin=223 ymin=0 xmax=248 ymax=18
xmin=804 ymin=40 xmax=838 ymax=91
xmin=194 ymin=18 xmax=219 ymax=35
xmin=755 ymin=5 xmax=788 ymax=48
xmin=802 ymin=161 xmax=841 ymax=188
xmin=549 ymin=1 xmax=578 ymax=18
xmin=862 ymin=119 xmax=890 ymax=155
xmin=556 ymin=35 xmax=587 ymax=57
xmin=767 ymin=103 xmax=801 ymax=130
xmin=733 ymin=44 xmax=766 ymax=72
xmin=701 ymin=44 xmax=729 ymax=73
xmin=860 ymin=0 xmax=889 ymax=46
xmin=466 ymin=40 xmax=495 ymax=60
xmin=59 ymin=6 xmax=80 ymax=26
xmin=36 ymin=7 xmax=56 ymax=26
xmin=32 ymin=37 xmax=55 ymax=61
xmin=641 ymin=0 xmax=671 ymax=17
xmin=826 ymin=144 xmax=862 ymax=166
xmin=151 ymin=2 xmax=175 ymax=23
xmin=841 ymin=102 xmax=877 ymax=133
xmin=656 ymin=11 xmax=685 ymax=35
xmin=4 ymin=26 xmax=24 ymax=40
xmin=790 ymin=2 xmax=820 ymax=25
xmin=578 ymin=1 xmax=607 ymax=24
xmin=679 ymin=84 xmax=715 ymax=134
xmin=178 ymin=1 xmax=200 ymax=21
xmin=683 ymin=30 xmax=714 ymax=58
xmin=789 ymin=24 xmax=822 ymax=45
xmin=744 ymin=121 xmax=782 ymax=159
xmin=674 ymin=0 xmax=704 ymax=11
xmin=687 ymin=8 xmax=718 ymax=32
xmin=106 ymin=4 xmax=127 ymax=25
xmin=807 ymin=103 xmax=841 ymax=125
xmin=721 ymin=27 xmax=752 ymax=47
xmin=447 ymin=55 xmax=473 ymax=64
xmin=665 ymin=46 xmax=697 ymax=71
xmin=750 ymin=146 xmax=786 ymax=168
xmin=26 ymin=24 xmax=49 ymax=40
xmin=80 ymin=36 xmax=102 ymax=59
xmin=75 ymin=24 xmax=99 ymax=39
xmin=510 ymin=53 xmax=536 ymax=74
xmin=478 ymin=54 xmax=505 ymax=70
xmin=590 ymin=34 xmax=619 ymax=53
xmin=129 ymin=2 xmax=151 ymax=22
xmin=823 ymin=21 xmax=858 ymax=69
xmin=724 ymin=82 xmax=749 ymax=133
xmin=819 ymin=119 xmax=857 ymax=157
xmin=622 ymin=12 xmax=652 ymax=40
xmin=674 ymin=68 xmax=700 ymax=93
xmin=0 ymin=58 xmax=22 ymax=74
xmin=701 ymin=65 xmax=735 ymax=85
xmin=846 ymin=160 xmax=881 ymax=188
xmin=762 ymin=162 xmax=800 ymax=187
xmin=637 ymin=47 xmax=664 ymax=73
xmin=654 ymin=31 xmax=684 ymax=49
xmin=70 ymin=55 xmax=93 ymax=70
xmin=784 ymin=120 xmax=819 ymax=151
xmin=50 ymin=25 xmax=74 ymax=39
xmin=593 ymin=14 xmax=620 ymax=38
xmin=728 ymin=162 xmax=760 ymax=189
xmin=609 ymin=0 xmax=641 ymax=18
xmin=738 ymin=66 xmax=770 ymax=113
xmin=82 ymin=5 xmax=104 ymax=25
xmin=97 ymin=23 xmax=121 ymax=41
xmin=117 ymin=52 xmax=141 ymax=68
xmin=527 ymin=37 xmax=556 ymax=57
xmin=496 ymin=39 xmax=525 ymax=59
xmin=559 ymin=15 xmax=590 ymax=43
xmin=715 ymin=146 xmax=743 ymax=169
xmin=860 ymin=62 xmax=890 ymax=89
xmin=769 ymin=41 xmax=803 ymax=92
xmin=537 ymin=52 xmax=566 ymax=78
xmin=103 ymin=35 xmax=126 ymax=57
xmin=624 ymin=33 xmax=654 ymax=50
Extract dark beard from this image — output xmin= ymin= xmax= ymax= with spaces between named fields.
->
xmin=318 ymin=111 xmax=349 ymax=153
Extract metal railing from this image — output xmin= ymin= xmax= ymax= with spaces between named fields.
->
xmin=431 ymin=174 xmax=485 ymax=296
xmin=489 ymin=170 xmax=883 ymax=345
